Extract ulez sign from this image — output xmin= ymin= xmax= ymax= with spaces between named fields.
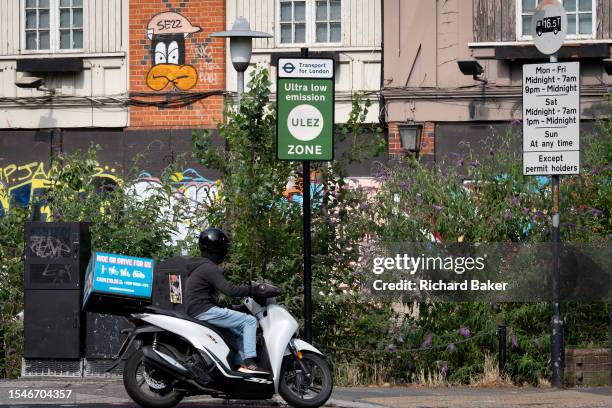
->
xmin=277 ymin=58 xmax=334 ymax=161
xmin=522 ymin=61 xmax=580 ymax=176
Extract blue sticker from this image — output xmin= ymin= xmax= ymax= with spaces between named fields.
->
xmin=84 ymin=252 xmax=154 ymax=300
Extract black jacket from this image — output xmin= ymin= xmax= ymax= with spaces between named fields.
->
xmin=185 ymin=257 xmax=251 ymax=317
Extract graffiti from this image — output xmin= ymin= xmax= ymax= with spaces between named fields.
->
xmin=131 ymin=169 xmax=218 ymax=243
xmin=29 ymin=234 xmax=71 ymax=259
xmin=33 ymin=264 xmax=73 ymax=284
xmin=146 ymin=12 xmax=201 ymax=91
xmin=0 ymin=161 xmax=120 ymax=220
xmin=194 ymin=38 xmax=219 ymax=85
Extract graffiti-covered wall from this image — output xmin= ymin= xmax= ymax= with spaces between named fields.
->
xmin=129 ymin=0 xmax=226 ymax=128
xmin=0 ymin=129 xmax=222 ymax=225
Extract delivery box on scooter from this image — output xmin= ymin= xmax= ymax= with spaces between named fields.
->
xmin=83 ymin=251 xmax=155 ymax=315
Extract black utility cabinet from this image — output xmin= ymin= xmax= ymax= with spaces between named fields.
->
xmin=23 ymin=222 xmax=91 ymax=359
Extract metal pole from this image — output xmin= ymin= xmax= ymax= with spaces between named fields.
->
xmin=549 ymin=50 xmax=564 ymax=389
xmin=609 ymin=301 xmax=612 ymax=385
xmin=237 ymin=70 xmax=244 ymax=110
xmin=498 ymin=324 xmax=506 ymax=378
xmin=0 ymin=326 xmax=4 ymax=378
xmin=300 ymin=47 xmax=313 ymax=343
xmin=303 ymin=160 xmax=312 ymax=343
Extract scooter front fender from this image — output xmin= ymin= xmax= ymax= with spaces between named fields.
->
xmin=289 ymin=339 xmax=324 ymax=356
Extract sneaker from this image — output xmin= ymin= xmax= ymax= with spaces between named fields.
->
xmin=238 ymin=358 xmax=270 ymax=375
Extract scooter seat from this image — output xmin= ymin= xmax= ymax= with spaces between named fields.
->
xmin=143 ymin=306 xmax=240 ymax=352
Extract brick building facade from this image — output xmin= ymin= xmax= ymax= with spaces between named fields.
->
xmin=129 ymin=0 xmax=226 ymax=128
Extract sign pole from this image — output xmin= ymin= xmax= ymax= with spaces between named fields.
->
xmin=524 ymin=1 xmax=573 ymax=387
xmin=299 ymin=47 xmax=313 ymax=343
xmin=276 ymin=48 xmax=334 ymax=344
xmin=549 ymin=52 xmax=564 ymax=389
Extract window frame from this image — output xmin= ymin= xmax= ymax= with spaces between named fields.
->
xmin=21 ymin=0 xmax=85 ymax=54
xmin=276 ymin=0 xmax=343 ymax=48
xmin=516 ymin=0 xmax=597 ymax=41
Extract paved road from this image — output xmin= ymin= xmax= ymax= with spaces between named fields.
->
xmin=1 ymin=378 xmax=612 ymax=407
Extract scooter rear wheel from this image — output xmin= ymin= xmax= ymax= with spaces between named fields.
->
xmin=279 ymin=352 xmax=333 ymax=408
xmin=123 ymin=347 xmax=185 ymax=408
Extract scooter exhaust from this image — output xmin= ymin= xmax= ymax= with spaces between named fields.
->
xmin=141 ymin=346 xmax=192 ymax=379
xmin=141 ymin=346 xmax=224 ymax=396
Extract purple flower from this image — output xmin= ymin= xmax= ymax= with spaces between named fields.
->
xmin=591 ymin=208 xmax=603 ymax=217
xmin=531 ymin=211 xmax=545 ymax=221
xmin=458 ymin=327 xmax=471 ymax=338
xmin=470 ymin=160 xmax=480 ymax=168
xmin=607 ymin=234 xmax=612 ymax=240
xmin=522 ymin=207 xmax=530 ymax=215
xmin=563 ymin=223 xmax=577 ymax=230
xmin=421 ymin=333 xmax=433 ymax=349
xmin=360 ymin=202 xmax=370 ymax=211
xmin=447 ymin=342 xmax=456 ymax=352
xmin=503 ymin=209 xmax=512 ymax=220
xmin=388 ymin=343 xmax=398 ymax=353
xmin=511 ymin=196 xmax=520 ymax=206
xmin=511 ymin=119 xmax=522 ymax=126
xmin=52 ymin=212 xmax=62 ymax=220
xmin=534 ymin=338 xmax=541 ymax=351
xmin=375 ymin=170 xmax=389 ymax=181
xmin=433 ymin=204 xmax=444 ymax=212
xmin=400 ymin=182 xmax=411 ymax=192
xmin=440 ymin=361 xmax=449 ymax=376
xmin=449 ymin=152 xmax=461 ymax=158
xmin=398 ymin=334 xmax=405 ymax=343
xmin=456 ymin=159 xmax=464 ymax=167
xmin=511 ymin=333 xmax=519 ymax=349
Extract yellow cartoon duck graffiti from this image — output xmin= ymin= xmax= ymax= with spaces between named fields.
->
xmin=146 ymin=12 xmax=200 ymax=91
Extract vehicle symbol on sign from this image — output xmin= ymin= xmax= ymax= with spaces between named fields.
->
xmin=536 ymin=16 xmax=561 ymax=36
xmin=282 ymin=62 xmax=295 ymax=74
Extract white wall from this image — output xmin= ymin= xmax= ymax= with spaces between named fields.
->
xmin=0 ymin=0 xmax=128 ymax=128
xmin=225 ymin=0 xmax=382 ymax=123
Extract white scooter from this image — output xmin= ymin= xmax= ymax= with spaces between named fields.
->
xmin=109 ymin=294 xmax=333 ymax=408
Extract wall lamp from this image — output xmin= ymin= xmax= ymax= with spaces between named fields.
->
xmin=604 ymin=59 xmax=612 ymax=75
xmin=457 ymin=60 xmax=488 ymax=84
xmin=398 ymin=123 xmax=423 ymax=155
xmin=15 ymin=76 xmax=54 ymax=93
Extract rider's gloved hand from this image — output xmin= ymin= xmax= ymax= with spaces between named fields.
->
xmin=250 ymin=282 xmax=280 ymax=298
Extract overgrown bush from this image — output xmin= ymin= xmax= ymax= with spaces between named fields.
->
xmin=356 ymin=115 xmax=610 ymax=385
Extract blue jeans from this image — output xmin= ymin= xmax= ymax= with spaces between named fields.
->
xmin=196 ymin=306 xmax=257 ymax=361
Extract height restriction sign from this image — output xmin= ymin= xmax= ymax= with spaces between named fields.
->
xmin=277 ymin=58 xmax=335 ymax=161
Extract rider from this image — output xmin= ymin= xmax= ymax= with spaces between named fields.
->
xmin=185 ymin=228 xmax=278 ymax=375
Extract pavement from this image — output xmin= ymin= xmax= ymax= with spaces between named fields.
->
xmin=0 ymin=378 xmax=612 ymax=408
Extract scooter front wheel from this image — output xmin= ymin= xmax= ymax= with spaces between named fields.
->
xmin=279 ymin=352 xmax=333 ymax=408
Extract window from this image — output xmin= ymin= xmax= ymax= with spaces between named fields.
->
xmin=280 ymin=1 xmax=306 ymax=44
xmin=278 ymin=0 xmax=342 ymax=46
xmin=24 ymin=0 xmax=83 ymax=52
xmin=518 ymin=0 xmax=596 ymax=40
xmin=315 ymin=1 xmax=341 ymax=43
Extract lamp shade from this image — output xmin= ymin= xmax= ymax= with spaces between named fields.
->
xmin=229 ymin=37 xmax=252 ymax=72
xmin=398 ymin=124 xmax=423 ymax=152
xmin=211 ymin=17 xmax=272 ymax=72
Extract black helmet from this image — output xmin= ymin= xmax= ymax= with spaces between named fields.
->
xmin=199 ymin=228 xmax=230 ymax=263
